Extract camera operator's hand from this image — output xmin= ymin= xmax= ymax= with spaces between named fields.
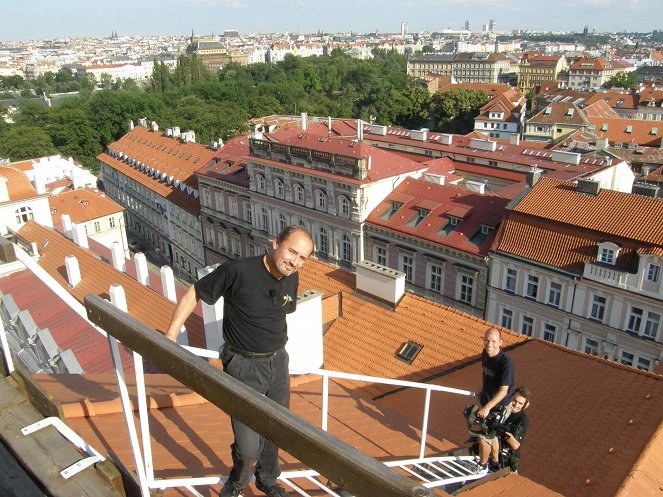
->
xmin=477 ymin=406 xmax=491 ymax=419
xmin=503 ymin=431 xmax=520 ymax=450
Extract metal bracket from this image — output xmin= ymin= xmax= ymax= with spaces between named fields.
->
xmin=22 ymin=417 xmax=106 ymax=479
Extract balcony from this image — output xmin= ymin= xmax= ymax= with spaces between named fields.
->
xmin=583 ymin=261 xmax=635 ymax=290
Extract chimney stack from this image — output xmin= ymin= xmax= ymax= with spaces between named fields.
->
xmin=110 ymin=241 xmax=126 ymax=272
xmin=134 ymin=252 xmax=150 ymax=287
xmin=160 ymin=266 xmax=177 ymax=302
xmin=109 ymin=284 xmax=128 ymax=312
xmin=65 ymin=255 xmax=81 ymax=287
xmin=301 ymin=112 xmax=308 ymax=131
xmin=526 ymin=166 xmax=542 ymax=187
xmin=71 ymin=223 xmax=89 ymax=249
xmin=354 ymin=260 xmax=405 ymax=307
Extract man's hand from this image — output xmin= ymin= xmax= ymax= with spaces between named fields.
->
xmin=477 ymin=406 xmax=491 ymax=419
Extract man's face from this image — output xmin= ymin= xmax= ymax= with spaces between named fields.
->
xmin=271 ymin=231 xmax=313 ymax=278
xmin=483 ymin=330 xmax=502 ymax=357
xmin=511 ymin=394 xmax=527 ymax=413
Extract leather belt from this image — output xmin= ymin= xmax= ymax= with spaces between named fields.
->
xmin=226 ymin=343 xmax=277 ymax=358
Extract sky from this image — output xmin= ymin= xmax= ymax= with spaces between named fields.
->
xmin=1 ymin=0 xmax=659 ymax=41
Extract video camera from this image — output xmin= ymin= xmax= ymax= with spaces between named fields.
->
xmin=463 ymin=404 xmax=510 ymax=437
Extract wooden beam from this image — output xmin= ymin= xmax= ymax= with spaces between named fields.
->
xmin=85 ymin=294 xmax=437 ymax=497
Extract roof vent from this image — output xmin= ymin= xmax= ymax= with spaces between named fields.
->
xmin=576 ymin=178 xmax=601 ymax=196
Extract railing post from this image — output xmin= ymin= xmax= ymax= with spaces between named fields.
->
xmin=420 ymin=389 xmax=432 ymax=460
xmin=322 ymin=374 xmax=329 ymax=431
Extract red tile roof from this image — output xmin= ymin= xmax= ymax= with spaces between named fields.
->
xmin=589 ymin=117 xmax=662 ymax=147
xmin=0 ymin=164 xmax=43 ymax=202
xmin=48 ymin=187 xmax=124 ymax=224
xmin=98 ymin=126 xmax=218 ymax=215
xmin=376 ymin=340 xmax=663 ymax=497
xmin=367 ymin=178 xmax=509 ymax=256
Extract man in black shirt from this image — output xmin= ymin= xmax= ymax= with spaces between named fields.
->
xmin=166 ymin=226 xmax=314 ymax=497
xmin=474 ymin=327 xmax=515 ymax=472
xmin=499 ymin=386 xmax=530 ymax=472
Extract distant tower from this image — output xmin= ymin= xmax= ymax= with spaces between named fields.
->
xmin=464 ymin=20 xmax=471 ymax=32
xmin=489 ymin=18 xmax=495 ymax=32
xmin=583 ymin=25 xmax=589 ymax=36
xmin=401 ymin=21 xmax=408 ymax=36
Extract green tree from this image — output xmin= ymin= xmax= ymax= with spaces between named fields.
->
xmin=603 ymin=71 xmax=637 ymax=89
xmin=430 ymin=88 xmax=490 ymax=133
xmin=48 ymin=101 xmax=102 ymax=172
xmin=14 ymin=100 xmax=51 ymax=127
xmin=0 ymin=125 xmax=57 ymax=160
xmin=421 ymin=45 xmax=435 ymax=54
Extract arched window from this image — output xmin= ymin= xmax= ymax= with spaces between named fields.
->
xmin=315 ymin=189 xmax=327 ymax=210
xmin=15 ymin=206 xmax=34 ymax=224
xmin=318 ymin=226 xmax=329 ymax=254
xmin=338 ymin=195 xmax=351 ymax=217
xmin=294 ymin=183 xmax=305 ymax=204
xmin=341 ymin=234 xmax=352 ymax=262
xmin=274 ymin=179 xmax=285 ymax=198
xmin=256 ymin=174 xmax=266 ymax=193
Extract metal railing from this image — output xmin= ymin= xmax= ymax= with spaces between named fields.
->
xmin=84 ymin=294 xmax=437 ymax=497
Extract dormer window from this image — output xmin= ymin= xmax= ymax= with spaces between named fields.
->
xmin=449 ymin=216 xmax=460 ymax=226
xmin=409 ymin=208 xmax=430 ymax=227
xmin=256 ymin=174 xmax=266 ymax=193
xmin=383 ymin=201 xmax=403 ymax=219
xmin=597 ymin=242 xmax=620 ymax=265
xmin=646 ymin=263 xmax=661 ymax=283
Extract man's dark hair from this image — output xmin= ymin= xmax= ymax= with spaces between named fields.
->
xmin=513 ymin=386 xmax=530 ymax=402
xmin=275 ymin=225 xmax=314 ymax=250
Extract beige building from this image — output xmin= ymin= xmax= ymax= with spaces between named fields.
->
xmin=517 ymin=54 xmax=566 ymax=91
xmin=523 ymin=101 xmax=590 ymax=142
xmin=407 ymin=52 xmax=511 ymax=83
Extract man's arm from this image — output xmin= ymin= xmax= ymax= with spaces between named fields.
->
xmin=165 ymin=285 xmax=198 ymax=341
xmin=477 ymin=385 xmax=509 ymax=418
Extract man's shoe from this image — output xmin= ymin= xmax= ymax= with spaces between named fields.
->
xmin=219 ymin=479 xmax=243 ymax=497
xmin=472 ymin=462 xmax=488 ymax=474
xmin=488 ymin=459 xmax=501 ymax=472
xmin=255 ymin=480 xmax=288 ymax=497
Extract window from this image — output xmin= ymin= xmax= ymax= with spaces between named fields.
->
xmin=620 ymin=351 xmax=634 ymax=367
xmin=278 ymin=213 xmax=287 ymax=233
xmin=429 ymin=264 xmax=443 ymax=292
xmin=215 ymin=191 xmax=224 ymax=212
xmin=590 ymin=295 xmax=607 ymax=322
xmin=411 ymin=208 xmax=430 ymax=227
xmin=339 ymin=196 xmax=351 ymax=217
xmin=202 ymin=188 xmax=211 ymax=207
xmin=396 ymin=341 xmax=422 ymax=364
xmin=93 ymin=221 xmax=101 ymax=233
xmin=644 ymin=311 xmax=660 ymax=340
xmin=256 ymin=174 xmax=266 ymax=193
xmin=459 ymin=274 xmax=474 ymax=304
xmin=341 ymin=235 xmax=352 ymax=263
xmin=231 ymin=236 xmax=240 ymax=256
xmin=229 ymin=197 xmax=238 ymax=217
xmin=401 ymin=254 xmax=414 ymax=282
xmin=248 ymin=243 xmax=256 ymax=257
xmin=548 ymin=282 xmax=562 ymax=308
xmin=294 ymin=183 xmax=305 ymax=204
xmin=375 ymin=245 xmax=387 ymax=266
xmin=521 ymin=316 xmax=534 ymax=337
xmin=543 ymin=324 xmax=556 ymax=343
xmin=274 ymin=179 xmax=284 ymax=198
xmin=626 ymin=307 xmax=643 ymax=333
xmin=504 ymin=268 xmax=517 ymax=292
xmin=15 ymin=206 xmax=34 ymax=224
xmin=526 ymin=275 xmax=539 ymax=299
xmin=646 ymin=263 xmax=661 ymax=283
xmin=584 ymin=338 xmax=599 ymax=356
xmin=315 ymin=189 xmax=327 ymax=210
xmin=260 ymin=207 xmax=269 ymax=231
xmin=318 ymin=227 xmax=329 ymax=254
xmin=501 ymin=308 xmax=513 ymax=330
xmin=384 ymin=201 xmax=402 ymax=219
xmin=244 ymin=202 xmax=253 ymax=224
xmin=109 ymin=217 xmax=116 ymax=228
xmin=599 ymin=247 xmax=615 ymax=265
xmin=636 ymin=357 xmax=651 ymax=371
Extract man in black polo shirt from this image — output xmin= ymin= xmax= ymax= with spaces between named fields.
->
xmin=474 ymin=327 xmax=515 ymax=472
xmin=166 ymin=226 xmax=314 ymax=497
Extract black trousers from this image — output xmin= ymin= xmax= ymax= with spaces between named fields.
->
xmin=220 ymin=345 xmax=290 ymax=490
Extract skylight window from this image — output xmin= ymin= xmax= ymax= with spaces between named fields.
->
xmin=544 ymin=107 xmax=552 ymax=115
xmin=566 ymin=108 xmax=575 ymax=116
xmin=396 ymin=341 xmax=423 ymax=364
xmin=652 ymin=128 xmax=659 ymax=136
xmin=626 ymin=125 xmax=632 ymax=133
xmin=601 ymin=124 xmax=608 ymax=132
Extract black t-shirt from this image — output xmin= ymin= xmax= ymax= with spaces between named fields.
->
xmin=480 ymin=349 xmax=515 ymax=408
xmin=503 ymin=409 xmax=529 ymax=462
xmin=194 ymin=256 xmax=298 ymax=353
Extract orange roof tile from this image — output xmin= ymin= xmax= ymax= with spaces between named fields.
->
xmin=49 ymin=187 xmax=124 ymax=224
xmin=377 ymin=340 xmax=663 ymax=497
xmin=0 ymin=164 xmax=43 ymax=202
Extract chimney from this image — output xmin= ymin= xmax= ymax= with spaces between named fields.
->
xmin=596 ymin=137 xmax=609 ymax=150
xmin=150 ymin=121 xmax=159 ymax=132
xmin=576 ymin=178 xmax=601 ymax=196
xmin=410 ymin=128 xmax=429 ymax=141
xmin=197 ymin=265 xmax=222 ymax=350
xmin=160 ymin=266 xmax=177 ymax=302
xmin=128 ymin=120 xmax=134 ymax=131
xmin=510 ymin=134 xmax=521 ymax=145
xmin=301 ymin=112 xmax=308 ymax=131
xmin=357 ymin=119 xmax=364 ymax=141
xmin=109 ymin=284 xmax=128 ymax=312
xmin=526 ymin=166 xmax=542 ymax=187
xmin=72 ymin=223 xmax=89 ymax=249
xmin=61 ymin=214 xmax=73 ymax=239
xmin=286 ymin=290 xmax=323 ymax=371
xmin=354 ymin=260 xmax=405 ymax=307
xmin=172 ymin=127 xmax=181 ymax=138
xmin=110 ymin=241 xmax=126 ymax=272
xmin=0 ymin=177 xmax=7 ymax=202
xmin=466 ymin=180 xmax=486 ymax=194
xmin=64 ymin=255 xmax=81 ymax=287
xmin=134 ymin=252 xmax=150 ymax=287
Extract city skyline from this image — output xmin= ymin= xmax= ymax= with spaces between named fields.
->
xmin=2 ymin=0 xmax=660 ymax=42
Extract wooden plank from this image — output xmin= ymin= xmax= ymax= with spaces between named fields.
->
xmin=0 ymin=376 xmax=124 ymax=497
xmin=85 ymin=293 xmax=437 ymax=497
